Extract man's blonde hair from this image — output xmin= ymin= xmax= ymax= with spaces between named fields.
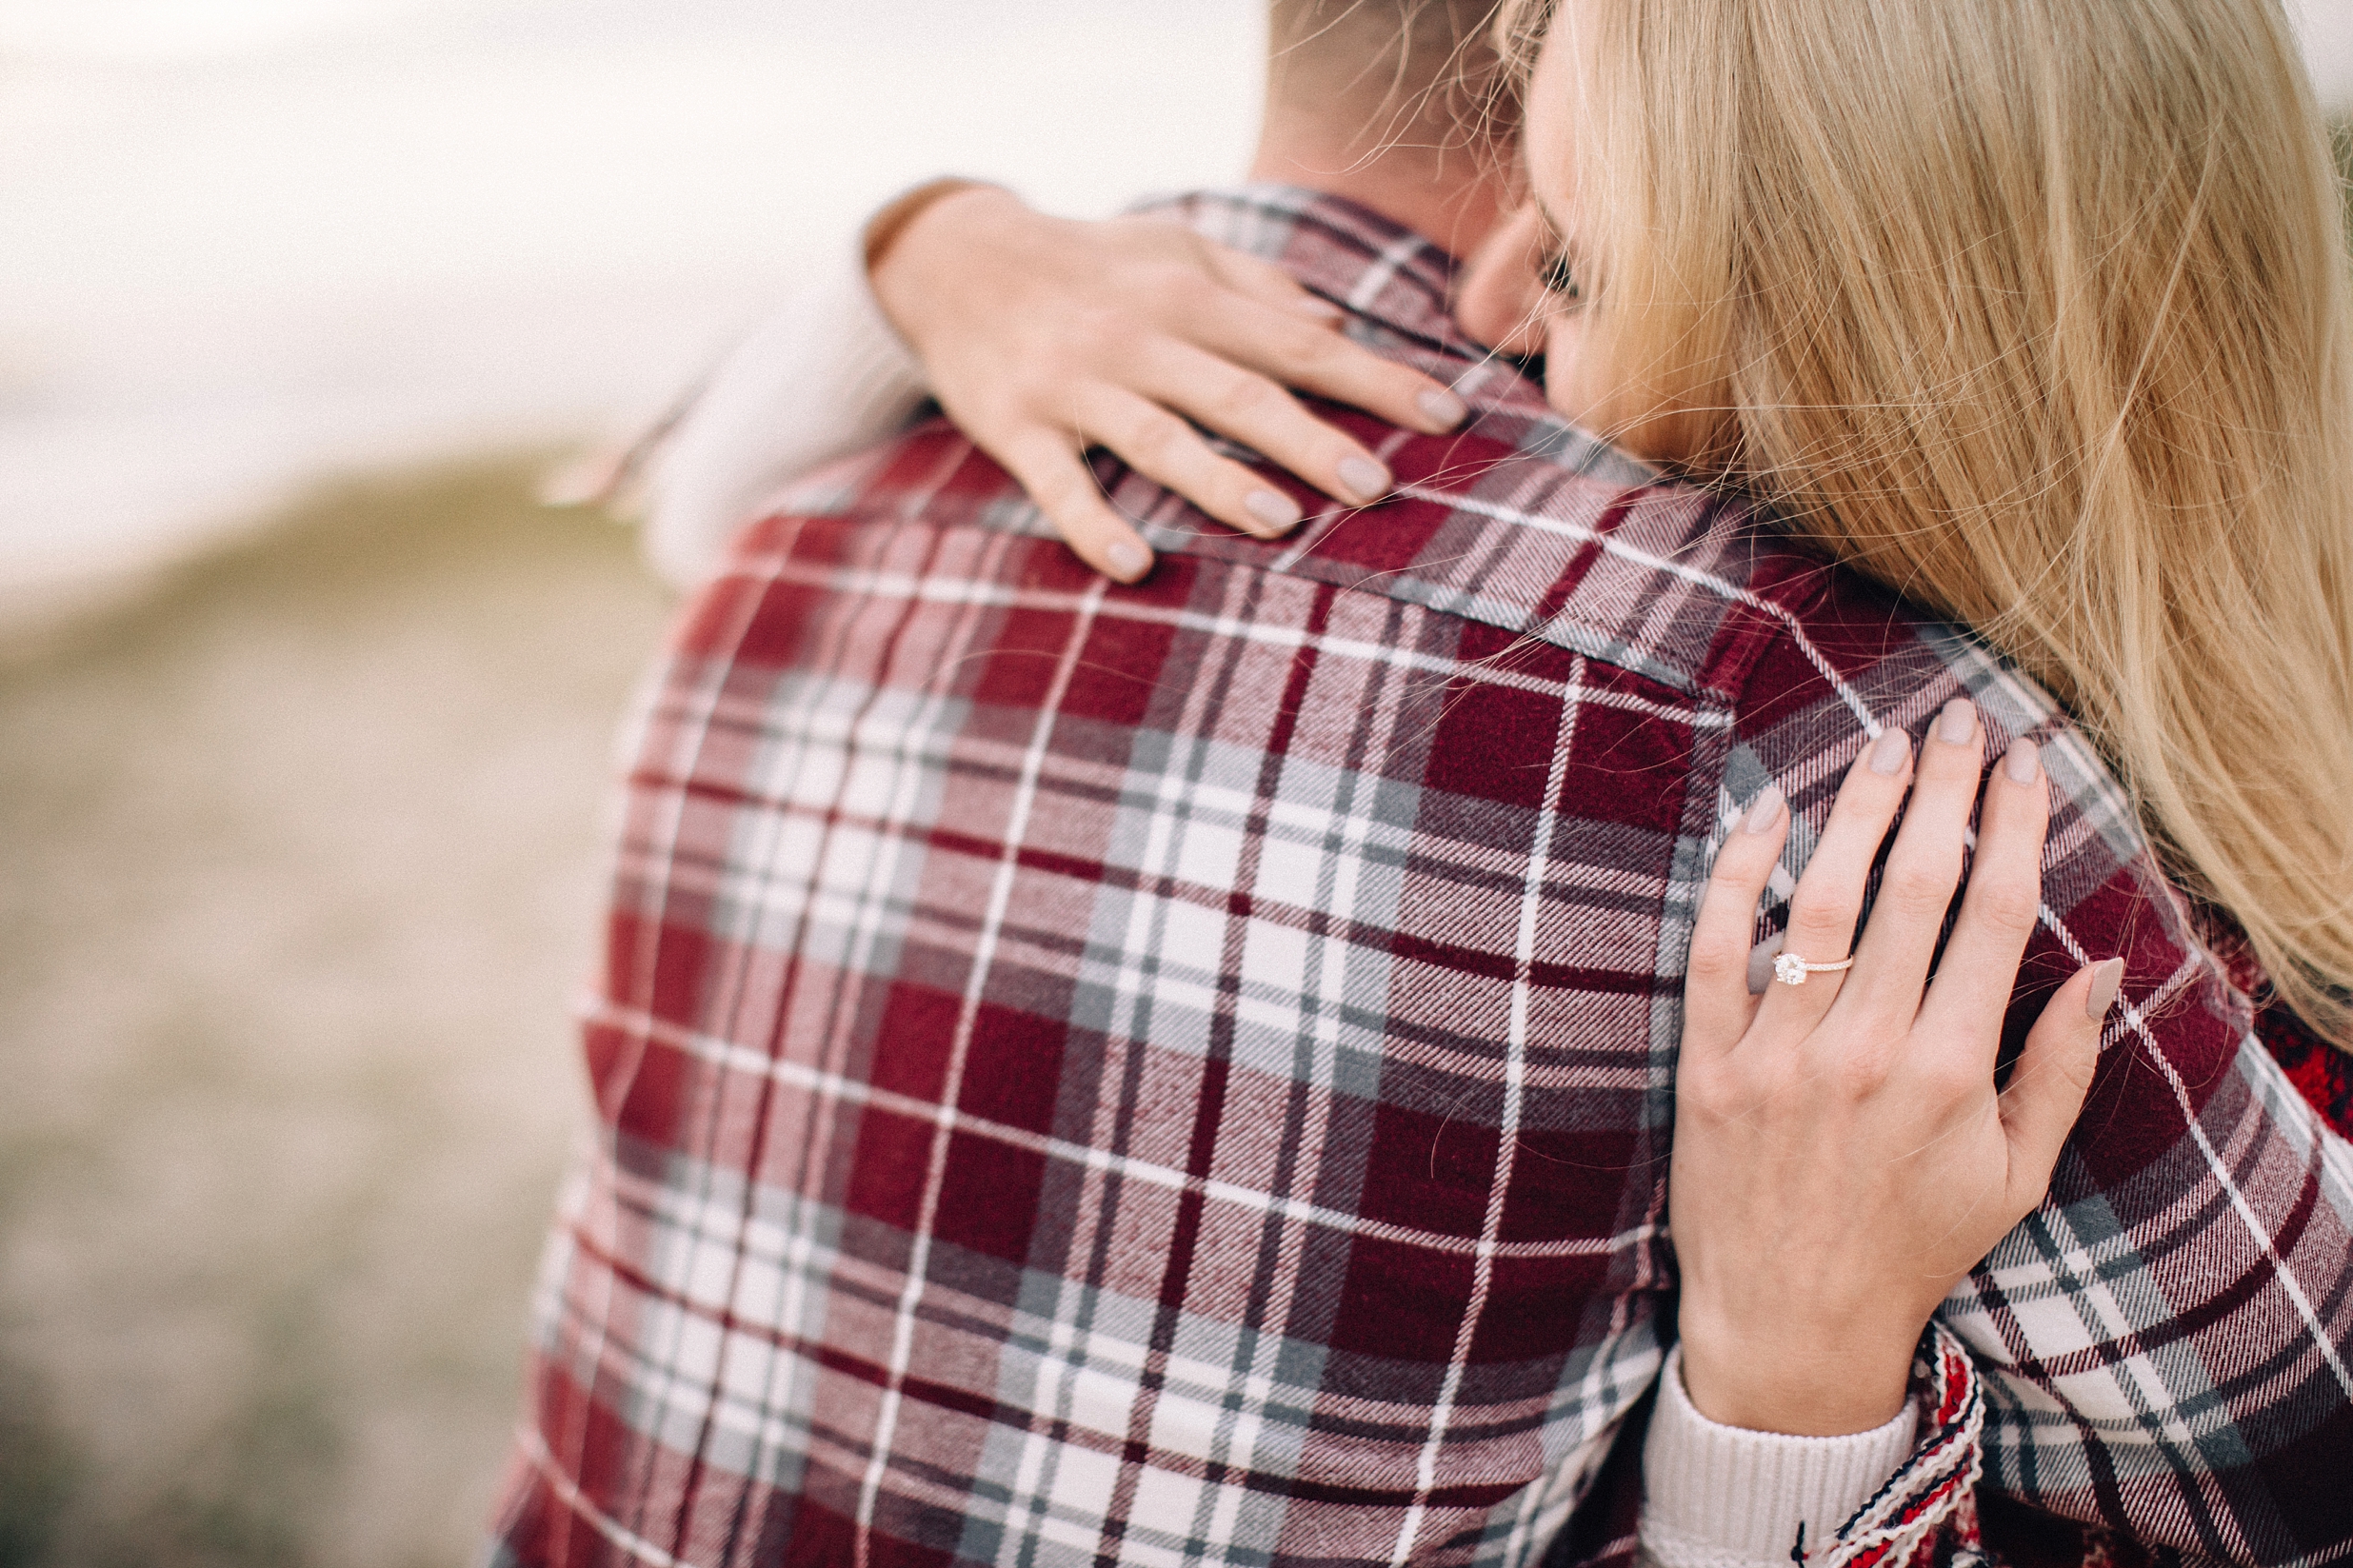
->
xmin=1511 ymin=0 xmax=2353 ymax=1044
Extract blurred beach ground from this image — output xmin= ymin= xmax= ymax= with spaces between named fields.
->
xmin=2 ymin=3 xmax=2352 ymax=1566
xmin=0 ymin=463 xmax=666 ymax=1566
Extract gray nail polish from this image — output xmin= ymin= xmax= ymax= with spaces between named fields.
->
xmin=1245 ymin=488 xmax=1303 ymax=533
xmin=1936 ymin=698 xmax=1976 ymax=745
xmin=1417 ymin=387 xmax=1468 ymax=428
xmin=1338 ymin=455 xmax=1390 ymax=504
xmin=2086 ymin=957 xmax=2125 ymax=1020
xmin=2004 ymin=738 xmax=2040 ymax=784
xmin=1106 ymin=540 xmax=1151 ymax=580
xmin=1744 ymin=784 xmax=1785 ymax=834
xmin=1869 ymin=728 xmax=1911 ymax=776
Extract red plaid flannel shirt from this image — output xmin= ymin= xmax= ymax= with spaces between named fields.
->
xmin=489 ymin=189 xmax=2353 ymax=1568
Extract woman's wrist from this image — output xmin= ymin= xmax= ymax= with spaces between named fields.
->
xmin=1676 ymin=1306 xmax=1917 ymax=1437
xmin=864 ymin=181 xmax=1025 ymax=344
xmin=861 ymin=176 xmax=997 ymax=275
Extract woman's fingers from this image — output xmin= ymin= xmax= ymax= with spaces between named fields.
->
xmin=1171 ymin=291 xmax=1468 ymax=441
xmin=1753 ymin=728 xmax=1917 ymax=1036
xmin=991 ymin=432 xmax=1154 ymax=584
xmin=1845 ymin=699 xmax=1984 ymax=1011
xmin=1996 ymin=957 xmax=2123 ymax=1209
xmin=1199 ymin=240 xmax=1348 ymax=325
xmin=1069 ymin=384 xmax=1312 ymax=541
xmin=1685 ymin=784 xmax=1791 ymax=1056
xmin=1130 ymin=339 xmax=1398 ymax=511
xmin=1917 ymin=736 xmax=2052 ymax=1067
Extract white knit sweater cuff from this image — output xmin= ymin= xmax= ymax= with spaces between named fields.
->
xmin=640 ymin=235 xmax=928 ymax=591
xmin=1640 ymin=1345 xmax=1918 ymax=1568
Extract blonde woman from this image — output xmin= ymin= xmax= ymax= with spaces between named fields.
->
xmin=580 ymin=1 xmax=2353 ymax=1564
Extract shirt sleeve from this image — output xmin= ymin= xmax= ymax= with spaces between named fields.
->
xmin=639 ymin=236 xmax=929 ymax=591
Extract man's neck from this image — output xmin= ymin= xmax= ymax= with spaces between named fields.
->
xmin=1247 ymin=125 xmax=1512 ymax=263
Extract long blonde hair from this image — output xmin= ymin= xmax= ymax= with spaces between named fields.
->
xmin=1506 ymin=0 xmax=2353 ymax=1047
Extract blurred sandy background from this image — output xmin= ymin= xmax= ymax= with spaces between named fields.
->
xmin=1 ymin=3 xmax=2349 ymax=1565
xmin=0 ymin=463 xmax=661 ymax=1565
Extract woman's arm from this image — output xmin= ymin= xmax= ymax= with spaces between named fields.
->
xmin=640 ymin=238 xmax=928 ymax=590
xmin=1644 ymin=699 xmax=2118 ymax=1566
xmin=642 ymin=181 xmax=1472 ymax=591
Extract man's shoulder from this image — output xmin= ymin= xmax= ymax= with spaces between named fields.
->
xmin=729 ymin=184 xmax=2244 ymax=1073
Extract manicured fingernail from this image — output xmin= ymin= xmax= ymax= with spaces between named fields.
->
xmin=1292 ymin=295 xmax=1345 ymax=323
xmin=2086 ymin=957 xmax=2125 ymax=1020
xmin=1743 ymin=783 xmax=1785 ymax=834
xmin=1417 ymin=387 xmax=1468 ymax=428
xmin=1869 ymin=728 xmax=1911 ymax=776
xmin=1338 ymin=455 xmax=1390 ymax=504
xmin=1936 ymin=698 xmax=1976 ymax=745
xmin=2004 ymin=738 xmax=2040 ymax=784
xmin=1245 ymin=488 xmax=1303 ymax=533
xmin=1106 ymin=540 xmax=1151 ymax=580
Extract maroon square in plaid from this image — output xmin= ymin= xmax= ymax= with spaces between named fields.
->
xmin=489 ymin=189 xmax=2353 ymax=1568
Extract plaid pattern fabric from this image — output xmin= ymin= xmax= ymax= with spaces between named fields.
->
xmin=489 ymin=189 xmax=2353 ymax=1568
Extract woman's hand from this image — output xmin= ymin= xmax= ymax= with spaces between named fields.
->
xmin=867 ymin=186 xmax=1470 ymax=583
xmin=1672 ymin=699 xmax=2124 ymax=1436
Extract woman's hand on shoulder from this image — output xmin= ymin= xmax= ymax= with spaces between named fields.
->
xmin=867 ymin=185 xmax=1469 ymax=583
xmin=1673 ymin=699 xmax=2124 ymax=1436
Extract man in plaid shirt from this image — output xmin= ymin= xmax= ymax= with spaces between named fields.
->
xmin=489 ymin=30 xmax=2353 ymax=1568
xmin=487 ymin=182 xmax=2353 ymax=1567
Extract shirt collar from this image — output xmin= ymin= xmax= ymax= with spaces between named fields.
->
xmin=1132 ymin=184 xmax=1481 ymax=361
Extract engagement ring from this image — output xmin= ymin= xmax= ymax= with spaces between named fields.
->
xmin=1772 ymin=951 xmax=1857 ymax=986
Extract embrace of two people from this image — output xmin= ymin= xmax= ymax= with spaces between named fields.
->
xmin=489 ymin=2 xmax=2353 ymax=1567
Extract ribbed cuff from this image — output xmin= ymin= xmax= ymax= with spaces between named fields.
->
xmin=1639 ymin=1345 xmax=1918 ymax=1568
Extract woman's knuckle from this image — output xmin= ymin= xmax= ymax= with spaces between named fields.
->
xmin=1127 ymin=413 xmax=1187 ymax=470
xmin=1146 ymin=274 xmax=1201 ymax=317
xmin=1282 ymin=327 xmax=1346 ymax=374
xmin=1203 ymin=373 xmax=1280 ymax=427
xmin=1784 ymin=894 xmax=1854 ymax=948
xmin=1831 ymin=1049 xmax=1894 ymax=1100
xmin=1686 ymin=935 xmax=1743 ymax=983
xmin=1918 ymin=1054 xmax=1984 ymax=1104
xmin=1679 ymin=1064 xmax=1741 ymax=1117
xmin=1065 ymin=308 xmax=1128 ymax=361
xmin=1882 ymin=859 xmax=1957 ymax=915
xmin=1976 ymin=878 xmax=2044 ymax=932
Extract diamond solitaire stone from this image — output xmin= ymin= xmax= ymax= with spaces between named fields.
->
xmin=1773 ymin=952 xmax=1809 ymax=986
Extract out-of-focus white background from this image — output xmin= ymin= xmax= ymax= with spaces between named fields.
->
xmin=0 ymin=0 xmax=1264 ymax=605
xmin=7 ymin=0 xmax=2348 ymax=603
